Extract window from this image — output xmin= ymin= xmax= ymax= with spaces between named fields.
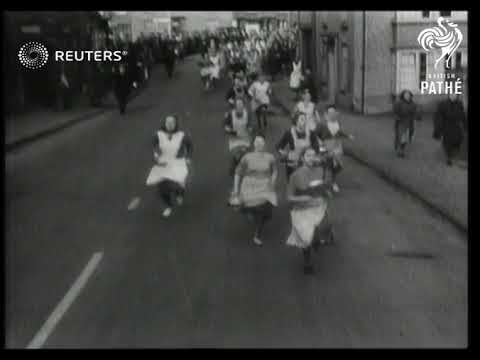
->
xmin=455 ymin=52 xmax=462 ymax=70
xmin=440 ymin=11 xmax=451 ymax=17
xmin=422 ymin=11 xmax=430 ymax=18
xmin=419 ymin=53 xmax=427 ymax=89
xmin=398 ymin=52 xmax=417 ymax=93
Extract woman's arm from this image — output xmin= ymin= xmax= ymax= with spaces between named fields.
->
xmin=226 ymin=88 xmax=235 ymax=104
xmin=310 ymin=132 xmax=321 ymax=153
xmin=181 ymin=133 xmax=193 ymax=160
xmin=286 ymin=173 xmax=313 ymax=203
xmin=224 ymin=112 xmax=235 ymax=133
xmin=338 ymin=126 xmax=354 ymax=140
xmin=276 ymin=131 xmax=292 ymax=156
xmin=233 ymin=156 xmax=247 ymax=194
xmin=153 ymin=134 xmax=162 ymax=160
xmin=270 ymin=155 xmax=278 ymax=185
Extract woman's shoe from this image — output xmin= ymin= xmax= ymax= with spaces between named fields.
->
xmin=253 ymin=237 xmax=263 ymax=246
xmin=162 ymin=207 xmax=173 ymax=217
xmin=303 ymin=264 xmax=314 ymax=275
xmin=332 ymin=183 xmax=340 ymax=193
xmin=176 ymin=196 xmax=184 ymax=206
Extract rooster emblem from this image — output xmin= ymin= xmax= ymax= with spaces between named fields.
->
xmin=417 ymin=17 xmax=463 ymax=69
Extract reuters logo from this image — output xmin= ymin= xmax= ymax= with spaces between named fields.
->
xmin=18 ymin=42 xmax=49 ymax=69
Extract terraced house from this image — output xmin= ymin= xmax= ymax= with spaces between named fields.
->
xmin=294 ymin=11 xmax=468 ymax=114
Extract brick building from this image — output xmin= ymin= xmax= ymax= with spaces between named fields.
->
xmin=294 ymin=11 xmax=468 ymax=114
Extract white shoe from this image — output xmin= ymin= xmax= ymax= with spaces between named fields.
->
xmin=332 ymin=183 xmax=340 ymax=193
xmin=162 ymin=208 xmax=172 ymax=217
xmin=253 ymin=237 xmax=263 ymax=246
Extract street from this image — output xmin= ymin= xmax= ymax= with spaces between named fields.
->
xmin=5 ymin=56 xmax=467 ymax=348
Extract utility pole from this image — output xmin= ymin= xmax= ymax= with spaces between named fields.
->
xmin=362 ymin=11 xmax=367 ymax=115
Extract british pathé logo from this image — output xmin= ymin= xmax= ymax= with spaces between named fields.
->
xmin=417 ymin=17 xmax=463 ymax=69
xmin=417 ymin=17 xmax=464 ymax=95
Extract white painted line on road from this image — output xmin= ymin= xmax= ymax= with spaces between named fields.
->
xmin=26 ymin=252 xmax=103 ymax=349
xmin=128 ymin=197 xmax=141 ymax=211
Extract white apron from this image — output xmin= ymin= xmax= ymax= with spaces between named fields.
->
xmin=297 ymin=102 xmax=317 ymax=131
xmin=289 ymin=61 xmax=302 ymax=89
xmin=229 ymin=110 xmax=251 ymax=151
xmin=287 ymin=128 xmax=311 ymax=167
xmin=286 ymin=198 xmax=328 ymax=248
xmin=250 ymin=82 xmax=270 ymax=112
xmin=324 ymin=121 xmax=343 ymax=156
xmin=146 ymin=131 xmax=189 ymax=187
xmin=209 ymin=55 xmax=220 ymax=79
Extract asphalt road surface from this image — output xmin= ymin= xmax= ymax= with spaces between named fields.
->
xmin=5 ymin=57 xmax=468 ymax=348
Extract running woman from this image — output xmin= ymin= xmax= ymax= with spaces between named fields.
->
xmin=294 ymin=89 xmax=320 ymax=132
xmin=286 ymin=147 xmax=334 ymax=274
xmin=248 ymin=73 xmax=272 ymax=134
xmin=315 ymin=105 xmax=354 ymax=194
xmin=231 ymin=134 xmax=278 ymax=246
xmin=277 ymin=112 xmax=320 ymax=180
xmin=225 ymin=97 xmax=254 ymax=179
xmin=147 ymin=115 xmax=193 ymax=217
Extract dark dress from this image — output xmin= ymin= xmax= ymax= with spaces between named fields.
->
xmin=301 ymin=74 xmax=318 ymax=103
xmin=164 ymin=42 xmax=176 ymax=78
xmin=276 ymin=128 xmax=320 ymax=179
xmin=433 ymin=98 xmax=466 ymax=159
xmin=113 ymin=69 xmax=131 ymax=114
xmin=393 ymin=99 xmax=420 ymax=150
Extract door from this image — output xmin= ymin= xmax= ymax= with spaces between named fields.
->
xmin=302 ymin=29 xmax=313 ymax=72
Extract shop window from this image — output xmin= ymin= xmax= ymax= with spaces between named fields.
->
xmin=455 ymin=52 xmax=462 ymax=70
xmin=398 ymin=52 xmax=417 ymax=93
xmin=419 ymin=53 xmax=427 ymax=90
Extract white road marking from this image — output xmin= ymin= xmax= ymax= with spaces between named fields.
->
xmin=26 ymin=252 xmax=103 ymax=349
xmin=128 ymin=197 xmax=141 ymax=211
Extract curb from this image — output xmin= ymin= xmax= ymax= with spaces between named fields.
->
xmin=5 ymin=79 xmax=149 ymax=153
xmin=273 ymin=88 xmax=468 ymax=234
xmin=344 ymin=148 xmax=467 ymax=234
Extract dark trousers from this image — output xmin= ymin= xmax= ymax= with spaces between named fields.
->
xmin=243 ymin=202 xmax=273 ymax=238
xmin=303 ymin=211 xmax=333 ymax=267
xmin=229 ymin=147 xmax=249 ymax=177
xmin=165 ymin=61 xmax=175 ymax=78
xmin=255 ymin=105 xmax=268 ymax=132
xmin=443 ymin=138 xmax=463 ymax=161
xmin=286 ymin=165 xmax=295 ymax=180
xmin=157 ymin=180 xmax=185 ymax=207
xmin=115 ymin=93 xmax=128 ymax=114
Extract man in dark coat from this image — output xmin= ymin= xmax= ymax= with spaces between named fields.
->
xmin=113 ymin=63 xmax=131 ymax=115
xmin=164 ymin=40 xmax=176 ymax=78
xmin=433 ymin=93 xmax=467 ymax=166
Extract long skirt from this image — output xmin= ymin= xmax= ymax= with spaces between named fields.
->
xmin=286 ymin=200 xmax=328 ymax=249
xmin=146 ymin=158 xmax=189 ymax=188
xmin=239 ymin=176 xmax=278 ymax=208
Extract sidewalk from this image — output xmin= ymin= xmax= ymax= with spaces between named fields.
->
xmin=5 ymin=95 xmax=113 ymax=151
xmin=5 ymin=76 xmax=151 ymax=152
xmin=272 ymin=78 xmax=468 ymax=231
